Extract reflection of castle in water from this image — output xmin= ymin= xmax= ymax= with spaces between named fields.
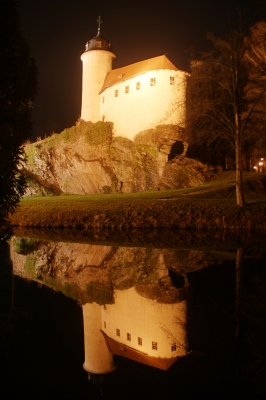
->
xmin=83 ymin=287 xmax=187 ymax=378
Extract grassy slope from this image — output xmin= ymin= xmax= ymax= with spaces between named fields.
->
xmin=10 ymin=172 xmax=266 ymax=230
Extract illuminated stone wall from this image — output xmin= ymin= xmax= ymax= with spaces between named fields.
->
xmin=101 ymin=287 xmax=187 ymax=359
xmin=80 ymin=49 xmax=115 ymax=122
xmin=100 ymin=69 xmax=187 ymax=141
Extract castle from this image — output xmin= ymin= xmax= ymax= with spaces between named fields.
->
xmin=80 ymin=18 xmax=188 ymax=141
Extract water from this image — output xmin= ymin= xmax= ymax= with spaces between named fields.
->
xmin=1 ymin=228 xmax=266 ymax=399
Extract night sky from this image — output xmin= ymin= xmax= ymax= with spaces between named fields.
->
xmin=17 ymin=0 xmax=261 ymax=139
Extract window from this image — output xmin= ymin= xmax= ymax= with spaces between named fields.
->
xmin=96 ymin=40 xmax=102 ymax=48
xmin=102 ymin=115 xmax=105 ymax=122
xmin=102 ymin=96 xmax=104 ymax=103
xmin=150 ymin=77 xmax=156 ymax=86
xmin=116 ymin=329 xmax=120 ymax=337
xmin=170 ymin=76 xmax=175 ymax=85
xmin=171 ymin=344 xmax=176 ymax=351
xmin=125 ymin=85 xmax=129 ymax=94
xmin=127 ymin=333 xmax=131 ymax=341
xmin=136 ymin=82 xmax=140 ymax=90
xmin=104 ymin=321 xmax=106 ymax=328
xmin=115 ymin=89 xmax=118 ymax=97
xmin=138 ymin=337 xmax=142 ymax=346
xmin=152 ymin=341 xmax=158 ymax=350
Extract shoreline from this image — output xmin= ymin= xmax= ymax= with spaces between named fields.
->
xmin=9 ymin=195 xmax=266 ymax=231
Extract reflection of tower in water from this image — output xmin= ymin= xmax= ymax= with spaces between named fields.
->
xmin=82 ymin=286 xmax=187 ymax=381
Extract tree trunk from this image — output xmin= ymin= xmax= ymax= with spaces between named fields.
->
xmin=235 ymin=124 xmax=245 ymax=207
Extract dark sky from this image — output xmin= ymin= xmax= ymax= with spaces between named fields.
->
xmin=17 ymin=0 xmax=261 ymax=138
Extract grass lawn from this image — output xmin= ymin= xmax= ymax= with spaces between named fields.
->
xmin=9 ymin=172 xmax=266 ymax=230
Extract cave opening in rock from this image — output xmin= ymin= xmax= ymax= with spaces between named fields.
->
xmin=168 ymin=141 xmax=184 ymax=161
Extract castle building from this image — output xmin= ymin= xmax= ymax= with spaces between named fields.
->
xmin=81 ymin=18 xmax=188 ymax=141
xmin=83 ymin=286 xmax=187 ymax=379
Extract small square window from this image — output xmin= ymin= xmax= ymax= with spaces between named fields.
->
xmin=127 ymin=333 xmax=131 ymax=341
xmin=152 ymin=341 xmax=158 ymax=350
xmin=171 ymin=344 xmax=176 ymax=351
xmin=116 ymin=329 xmax=120 ymax=337
xmin=136 ymin=82 xmax=140 ymax=90
xmin=125 ymin=85 xmax=129 ymax=94
xmin=115 ymin=89 xmax=119 ymax=97
xmin=150 ymin=78 xmax=156 ymax=86
xmin=104 ymin=321 xmax=106 ymax=328
xmin=170 ymin=76 xmax=175 ymax=85
xmin=138 ymin=337 xmax=142 ymax=346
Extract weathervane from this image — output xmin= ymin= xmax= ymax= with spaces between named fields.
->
xmin=97 ymin=16 xmax=102 ymax=35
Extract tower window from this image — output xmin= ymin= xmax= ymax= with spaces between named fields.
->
xmin=102 ymin=96 xmax=104 ymax=103
xmin=138 ymin=337 xmax=142 ymax=346
xmin=116 ymin=329 xmax=120 ymax=337
xmin=170 ymin=76 xmax=175 ymax=85
xmin=150 ymin=78 xmax=156 ymax=86
xmin=104 ymin=321 xmax=106 ymax=328
xmin=96 ymin=40 xmax=102 ymax=48
xmin=125 ymin=85 xmax=129 ymax=94
xmin=171 ymin=344 xmax=177 ymax=351
xmin=152 ymin=341 xmax=158 ymax=350
xmin=136 ymin=82 xmax=140 ymax=90
xmin=127 ymin=333 xmax=131 ymax=341
xmin=115 ymin=89 xmax=118 ymax=97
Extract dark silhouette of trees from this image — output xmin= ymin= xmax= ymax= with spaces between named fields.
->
xmin=187 ymin=25 xmax=266 ymax=207
xmin=0 ymin=0 xmax=38 ymax=227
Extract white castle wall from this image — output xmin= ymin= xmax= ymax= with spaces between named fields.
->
xmin=100 ymin=69 xmax=187 ymax=140
xmin=101 ymin=287 xmax=187 ymax=359
xmin=83 ymin=303 xmax=116 ymax=374
xmin=80 ymin=50 xmax=115 ymax=122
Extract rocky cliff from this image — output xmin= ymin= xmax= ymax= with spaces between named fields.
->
xmin=22 ymin=121 xmax=211 ymax=195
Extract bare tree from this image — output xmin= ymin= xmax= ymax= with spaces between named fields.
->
xmin=187 ymin=26 xmax=266 ymax=207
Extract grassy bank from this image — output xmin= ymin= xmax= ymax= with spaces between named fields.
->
xmin=9 ymin=172 xmax=266 ymax=230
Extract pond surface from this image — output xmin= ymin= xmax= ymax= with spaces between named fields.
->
xmin=1 ymin=228 xmax=266 ymax=399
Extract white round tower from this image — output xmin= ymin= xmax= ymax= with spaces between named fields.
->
xmin=80 ymin=17 xmax=116 ymax=122
xmin=82 ymin=303 xmax=116 ymax=375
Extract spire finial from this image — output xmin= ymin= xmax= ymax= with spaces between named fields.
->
xmin=97 ymin=16 xmax=102 ymax=36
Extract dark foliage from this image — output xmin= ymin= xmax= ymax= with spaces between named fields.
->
xmin=0 ymin=0 xmax=38 ymax=224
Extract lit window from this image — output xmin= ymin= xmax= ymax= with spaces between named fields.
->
xmin=115 ymin=89 xmax=118 ymax=97
xmin=125 ymin=85 xmax=129 ymax=94
xmin=136 ymin=82 xmax=140 ymax=90
xmin=104 ymin=321 xmax=106 ymax=328
xmin=127 ymin=333 xmax=131 ymax=341
xmin=138 ymin=337 xmax=142 ymax=346
xmin=96 ymin=40 xmax=102 ymax=48
xmin=116 ymin=329 xmax=120 ymax=337
xmin=102 ymin=96 xmax=104 ymax=103
xmin=152 ymin=341 xmax=158 ymax=350
xmin=170 ymin=76 xmax=175 ymax=85
xmin=150 ymin=78 xmax=156 ymax=86
xmin=171 ymin=344 xmax=176 ymax=351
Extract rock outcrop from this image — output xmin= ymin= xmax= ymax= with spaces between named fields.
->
xmin=22 ymin=121 xmax=212 ymax=196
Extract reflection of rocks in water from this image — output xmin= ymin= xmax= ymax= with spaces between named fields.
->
xmin=83 ymin=287 xmax=187 ymax=378
xmin=11 ymin=236 xmax=227 ymax=305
